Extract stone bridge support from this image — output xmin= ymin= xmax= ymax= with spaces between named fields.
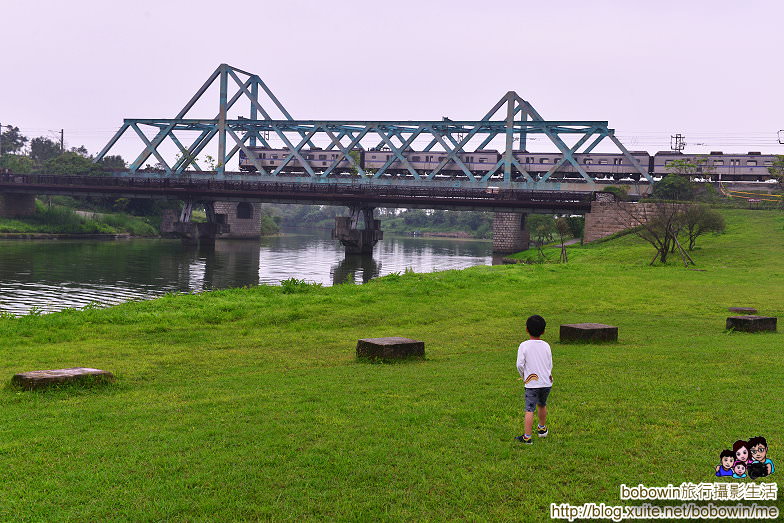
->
xmin=0 ymin=193 xmax=36 ymax=218
xmin=332 ymin=206 xmax=383 ymax=255
xmin=162 ymin=201 xmax=262 ymax=243
xmin=492 ymin=212 xmax=530 ymax=253
xmin=162 ymin=201 xmax=230 ymax=246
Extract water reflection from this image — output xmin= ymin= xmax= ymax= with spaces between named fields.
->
xmin=331 ymin=254 xmax=380 ymax=285
xmin=0 ymin=231 xmax=492 ymax=315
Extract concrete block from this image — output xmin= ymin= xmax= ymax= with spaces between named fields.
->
xmin=726 ymin=316 xmax=777 ymax=333
xmin=11 ymin=367 xmax=115 ymax=390
xmin=560 ymin=323 xmax=618 ymax=343
xmin=356 ymin=337 xmax=425 ymax=360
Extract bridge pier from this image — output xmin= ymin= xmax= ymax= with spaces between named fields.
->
xmin=163 ymin=201 xmax=229 ymax=246
xmin=332 ymin=206 xmax=383 ymax=255
xmin=492 ymin=212 xmax=530 ymax=253
xmin=0 ymin=193 xmax=36 ymax=218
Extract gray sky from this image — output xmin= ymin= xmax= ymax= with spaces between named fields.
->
xmin=2 ymin=0 xmax=783 ymax=164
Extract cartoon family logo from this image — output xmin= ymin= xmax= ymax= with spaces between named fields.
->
xmin=715 ymin=436 xmax=775 ymax=479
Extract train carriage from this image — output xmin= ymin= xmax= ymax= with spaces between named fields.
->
xmin=239 ymin=147 xmax=356 ymax=174
xmin=652 ymin=151 xmax=778 ymax=182
xmin=512 ymin=151 xmax=651 ymax=181
xmin=362 ymin=149 xmax=501 ymax=178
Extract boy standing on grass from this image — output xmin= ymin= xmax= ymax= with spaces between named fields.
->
xmin=515 ymin=314 xmax=553 ymax=445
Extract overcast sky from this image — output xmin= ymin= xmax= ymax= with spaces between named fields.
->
xmin=2 ymin=0 xmax=783 ymax=164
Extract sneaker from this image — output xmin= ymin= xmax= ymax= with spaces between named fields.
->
xmin=537 ymin=425 xmax=548 ymax=438
xmin=515 ymin=435 xmax=533 ymax=445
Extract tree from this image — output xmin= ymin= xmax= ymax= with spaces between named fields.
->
xmin=70 ymin=145 xmax=89 ymax=157
xmin=0 ymin=154 xmax=35 ymax=174
xmin=43 ymin=151 xmax=101 ymax=175
xmin=555 ymin=217 xmax=571 ymax=263
xmin=97 ymin=155 xmax=127 ymax=170
xmin=29 ymin=136 xmax=62 ymax=164
xmin=613 ymin=201 xmax=692 ymax=265
xmin=0 ymin=125 xmax=28 ymax=154
xmin=528 ymin=214 xmax=556 ymax=246
xmin=652 ymin=174 xmax=696 ymax=201
xmin=667 ymin=157 xmax=714 ymax=181
xmin=651 ymin=158 xmax=713 ymax=201
xmin=681 ymin=204 xmax=725 ymax=251
xmin=769 ymin=155 xmax=784 ymax=188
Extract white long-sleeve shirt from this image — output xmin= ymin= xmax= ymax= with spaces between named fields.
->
xmin=516 ymin=339 xmax=553 ymax=388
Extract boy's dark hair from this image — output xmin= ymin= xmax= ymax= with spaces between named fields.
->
xmin=526 ymin=315 xmax=546 ymax=337
xmin=720 ymin=449 xmax=734 ymax=459
xmin=748 ymin=436 xmax=767 ymax=449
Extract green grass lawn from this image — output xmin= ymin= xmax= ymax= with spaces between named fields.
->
xmin=1 ymin=209 xmax=782 ymax=520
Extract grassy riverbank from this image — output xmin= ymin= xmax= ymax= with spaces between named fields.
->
xmin=0 ymin=202 xmax=158 ymax=236
xmin=0 ymin=209 xmax=782 ymax=520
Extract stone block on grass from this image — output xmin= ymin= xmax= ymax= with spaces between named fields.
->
xmin=728 ymin=307 xmax=758 ymax=314
xmin=356 ymin=337 xmax=425 ymax=360
xmin=726 ymin=316 xmax=777 ymax=333
xmin=11 ymin=367 xmax=115 ymax=390
xmin=560 ymin=323 xmax=618 ymax=343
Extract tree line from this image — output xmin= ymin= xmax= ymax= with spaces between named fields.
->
xmin=0 ymin=124 xmax=127 ymax=176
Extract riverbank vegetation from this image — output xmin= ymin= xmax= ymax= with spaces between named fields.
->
xmin=0 ymin=201 xmax=158 ymax=236
xmin=0 ymin=208 xmax=781 ymax=520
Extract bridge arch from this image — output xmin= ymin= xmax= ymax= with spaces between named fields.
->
xmin=236 ymin=202 xmax=253 ymax=219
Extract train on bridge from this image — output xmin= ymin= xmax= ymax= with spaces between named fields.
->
xmin=239 ymin=147 xmax=779 ymax=183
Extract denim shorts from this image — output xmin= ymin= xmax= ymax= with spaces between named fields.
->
xmin=525 ymin=387 xmax=551 ymax=412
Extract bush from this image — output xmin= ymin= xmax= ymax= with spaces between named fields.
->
xmin=259 ymin=213 xmax=280 ymax=236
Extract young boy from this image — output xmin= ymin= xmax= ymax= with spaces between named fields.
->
xmin=715 ymin=450 xmax=735 ymax=477
xmin=515 ymin=314 xmax=553 ymax=445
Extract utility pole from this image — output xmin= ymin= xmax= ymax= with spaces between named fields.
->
xmin=778 ymin=130 xmax=783 ymax=145
xmin=670 ymin=133 xmax=686 ymax=152
xmin=60 ymin=129 xmax=64 ymax=153
xmin=0 ymin=121 xmax=3 ymax=156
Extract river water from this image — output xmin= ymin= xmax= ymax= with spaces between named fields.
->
xmin=0 ymin=231 xmax=496 ymax=316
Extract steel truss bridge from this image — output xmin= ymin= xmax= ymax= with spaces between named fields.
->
xmin=2 ymin=64 xmax=642 ymax=252
xmin=94 ymin=63 xmax=652 ymax=190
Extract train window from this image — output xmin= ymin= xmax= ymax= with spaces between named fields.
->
xmin=613 ymin=159 xmax=623 ymax=165
xmin=599 ymin=160 xmax=608 ymax=165
xmin=371 ymin=155 xmax=376 ymax=159
xmin=260 ymin=153 xmax=266 ymax=159
xmin=319 ymin=154 xmax=326 ymax=160
xmin=272 ymin=155 xmax=277 ymax=159
xmin=713 ymin=160 xmax=724 ymax=166
xmin=584 ymin=159 xmax=593 ymax=164
xmin=746 ymin=160 xmax=757 ymax=166
xmin=764 ymin=161 xmax=773 ymax=166
xmin=540 ymin=158 xmax=548 ymax=164
xmin=438 ymin=156 xmax=446 ymax=161
xmin=730 ymin=159 xmax=740 ymax=166
xmin=478 ymin=158 xmax=486 ymax=163
xmin=526 ymin=157 xmax=533 ymax=163
xmin=425 ymin=156 xmax=433 ymax=162
xmin=412 ymin=156 xmax=421 ymax=162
